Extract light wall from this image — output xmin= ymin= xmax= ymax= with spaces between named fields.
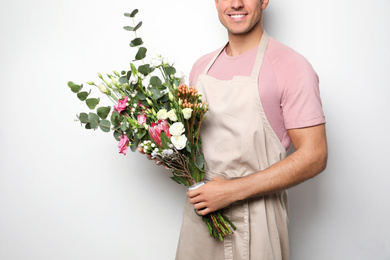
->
xmin=1 ymin=0 xmax=389 ymax=259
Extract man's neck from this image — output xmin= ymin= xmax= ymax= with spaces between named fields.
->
xmin=226 ymin=26 xmax=264 ymax=57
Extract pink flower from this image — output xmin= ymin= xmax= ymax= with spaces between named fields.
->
xmin=149 ymin=119 xmax=171 ymax=147
xmin=114 ymin=97 xmax=128 ymax=114
xmin=137 ymin=114 xmax=147 ymax=125
xmin=118 ymin=135 xmax=130 ymax=155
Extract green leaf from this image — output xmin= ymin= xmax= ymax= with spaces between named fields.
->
xmin=130 ymin=37 xmax=143 ymax=47
xmin=195 ymin=153 xmax=205 ymax=170
xmin=97 ymin=106 xmax=111 ymax=119
xmin=85 ymin=98 xmax=100 ymax=109
xmin=113 ymin=131 xmax=122 ymax=141
xmin=136 ymin=130 xmax=146 ymax=139
xmin=77 ymin=91 xmax=90 ymax=101
xmin=165 ymin=66 xmax=176 ymax=76
xmin=88 ymin=113 xmax=99 ymax=129
xmin=134 ymin=21 xmax=142 ymax=31
xmin=111 ymin=111 xmax=121 ymax=127
xmin=99 ymin=119 xmax=111 ymax=132
xmin=160 ymin=131 xmax=170 ymax=149
xmin=136 ymin=91 xmax=146 ymax=100
xmin=78 ymin=112 xmax=88 ymax=124
xmin=119 ymin=76 xmax=128 ymax=84
xmin=189 ymin=160 xmax=203 ymax=183
xmin=135 ymin=47 xmax=147 ymax=60
xmin=149 ymin=76 xmax=162 ymax=87
xmin=68 ymin=81 xmax=82 ymax=93
xmin=123 ymin=26 xmax=135 ymax=31
xmin=120 ymin=123 xmax=128 ymax=132
xmin=159 ymin=93 xmax=169 ymax=102
xmin=150 ymin=87 xmax=164 ymax=100
xmin=170 ymin=176 xmax=188 ymax=186
xmin=138 ymin=64 xmax=152 ymax=76
xmin=129 ymin=9 xmax=138 ymax=17
xmin=85 ymin=123 xmax=91 ymax=129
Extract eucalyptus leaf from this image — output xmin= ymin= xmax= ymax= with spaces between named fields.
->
xmin=68 ymin=81 xmax=82 ymax=93
xmin=86 ymin=98 xmax=100 ymax=109
xmin=97 ymin=106 xmax=111 ymax=119
xmin=138 ymin=64 xmax=151 ymax=76
xmin=135 ymin=47 xmax=147 ymax=60
xmin=136 ymin=130 xmax=146 ymax=139
xmin=113 ymin=131 xmax=122 ymax=141
xmin=136 ymin=91 xmax=146 ymax=100
xmin=78 ymin=113 xmax=88 ymax=124
xmin=123 ymin=26 xmax=135 ymax=31
xmin=134 ymin=21 xmax=142 ymax=31
xmin=165 ymin=66 xmax=176 ymax=76
xmin=129 ymin=9 xmax=138 ymax=17
xmin=77 ymin=91 xmax=90 ymax=101
xmin=85 ymin=123 xmax=91 ymax=129
xmin=130 ymin=38 xmax=143 ymax=47
xmin=88 ymin=113 xmax=99 ymax=129
xmin=150 ymin=88 xmax=164 ymax=100
xmin=119 ymin=76 xmax=128 ymax=84
xmin=111 ymin=111 xmax=121 ymax=127
xmin=159 ymin=93 xmax=169 ymax=102
xmin=195 ymin=153 xmax=205 ymax=170
xmin=150 ymin=76 xmax=162 ymax=87
xmin=99 ymin=119 xmax=111 ymax=132
xmin=120 ymin=123 xmax=128 ymax=132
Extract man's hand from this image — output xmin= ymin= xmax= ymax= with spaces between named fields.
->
xmin=187 ymin=176 xmax=237 ymax=215
xmin=137 ymin=147 xmax=164 ymax=166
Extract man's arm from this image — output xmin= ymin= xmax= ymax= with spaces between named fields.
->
xmin=187 ymin=123 xmax=328 ymax=215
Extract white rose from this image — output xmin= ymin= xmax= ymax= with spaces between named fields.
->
xmin=169 ymin=122 xmax=185 ymax=136
xmin=182 ymin=108 xmax=193 ymax=120
xmin=171 ymin=134 xmax=187 ymax=150
xmin=151 ymin=55 xmax=163 ymax=67
xmin=167 ymin=109 xmax=178 ymax=122
xmin=174 ymin=71 xmax=186 ymax=84
xmin=157 ymin=109 xmax=168 ymax=120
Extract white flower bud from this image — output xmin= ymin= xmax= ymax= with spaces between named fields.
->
xmin=182 ymin=108 xmax=193 ymax=120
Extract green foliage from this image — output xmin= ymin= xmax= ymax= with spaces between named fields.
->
xmin=138 ymin=64 xmax=153 ymax=76
xmin=160 ymin=131 xmax=170 ymax=149
xmin=149 ymin=76 xmax=162 ymax=87
xmin=130 ymin=37 xmax=143 ymax=47
xmin=68 ymin=81 xmax=82 ymax=93
xmin=135 ymin=47 xmax=147 ymax=60
xmin=165 ymin=66 xmax=176 ymax=76
xmin=97 ymin=106 xmax=111 ymax=119
xmin=88 ymin=113 xmax=99 ymax=129
xmin=77 ymin=91 xmax=90 ymax=101
xmin=111 ymin=111 xmax=121 ymax=127
xmin=86 ymin=98 xmax=100 ymax=109
xmin=99 ymin=120 xmax=111 ymax=132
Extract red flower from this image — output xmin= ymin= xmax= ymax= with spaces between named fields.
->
xmin=118 ymin=134 xmax=129 ymax=155
xmin=114 ymin=97 xmax=128 ymax=114
xmin=149 ymin=119 xmax=171 ymax=147
xmin=137 ymin=114 xmax=147 ymax=125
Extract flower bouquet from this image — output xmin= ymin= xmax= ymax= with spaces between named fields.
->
xmin=67 ymin=9 xmax=235 ymax=241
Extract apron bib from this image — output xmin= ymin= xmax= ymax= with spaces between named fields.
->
xmin=176 ymin=33 xmax=289 ymax=260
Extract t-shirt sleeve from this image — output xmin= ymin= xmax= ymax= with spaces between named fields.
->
xmin=279 ymin=55 xmax=325 ymax=129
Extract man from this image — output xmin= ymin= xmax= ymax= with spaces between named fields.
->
xmin=175 ymin=0 xmax=327 ymax=259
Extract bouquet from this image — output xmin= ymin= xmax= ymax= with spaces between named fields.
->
xmin=67 ymin=9 xmax=235 ymax=241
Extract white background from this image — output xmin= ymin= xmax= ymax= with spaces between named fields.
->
xmin=1 ymin=0 xmax=389 ymax=259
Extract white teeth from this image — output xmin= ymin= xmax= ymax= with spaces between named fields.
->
xmin=230 ymin=14 xmax=245 ymax=18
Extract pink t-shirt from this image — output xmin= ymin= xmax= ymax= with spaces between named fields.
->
xmin=189 ymin=38 xmax=325 ymax=150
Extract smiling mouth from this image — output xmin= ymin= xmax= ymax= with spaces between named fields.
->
xmin=229 ymin=14 xmax=246 ymax=18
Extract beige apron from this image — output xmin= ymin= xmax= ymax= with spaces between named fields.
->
xmin=176 ymin=33 xmax=289 ymax=260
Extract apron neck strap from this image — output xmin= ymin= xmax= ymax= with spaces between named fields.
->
xmin=251 ymin=31 xmax=269 ymax=78
xmin=202 ymin=31 xmax=270 ymax=78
